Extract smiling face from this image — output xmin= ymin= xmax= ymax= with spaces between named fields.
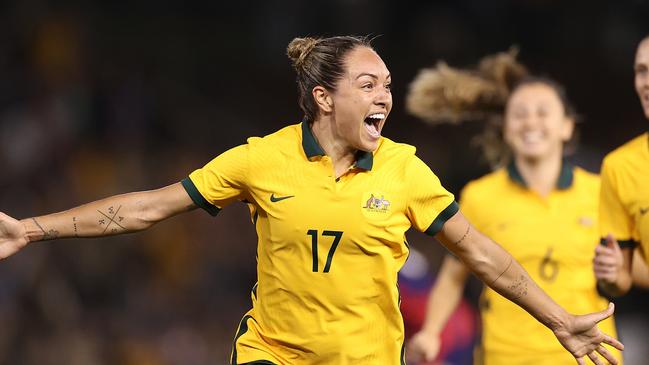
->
xmin=635 ymin=37 xmax=649 ymax=120
xmin=327 ymin=46 xmax=392 ymax=152
xmin=503 ymin=82 xmax=574 ymax=162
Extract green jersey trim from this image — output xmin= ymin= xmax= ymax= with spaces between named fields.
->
xmin=425 ymin=201 xmax=460 ymax=236
xmin=301 ymin=122 xmax=374 ymax=170
xmin=507 ymin=159 xmax=574 ymax=190
xmin=181 ymin=177 xmax=221 ymax=216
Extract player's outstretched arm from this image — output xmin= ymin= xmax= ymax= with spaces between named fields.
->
xmin=407 ymin=255 xmax=469 ymax=363
xmin=0 ymin=182 xmax=196 ymax=259
xmin=436 ymin=211 xmax=624 ymax=365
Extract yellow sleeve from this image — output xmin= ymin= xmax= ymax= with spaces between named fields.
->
xmin=182 ymin=144 xmax=250 ymax=216
xmin=599 ymin=157 xmax=637 ymax=247
xmin=405 ymin=155 xmax=458 ymax=235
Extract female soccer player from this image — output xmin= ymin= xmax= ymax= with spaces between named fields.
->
xmin=593 ymin=34 xmax=649 ymax=296
xmin=406 ymin=52 xmax=622 ymax=365
xmin=0 ymin=36 xmax=622 ymax=365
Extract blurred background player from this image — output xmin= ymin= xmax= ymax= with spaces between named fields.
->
xmin=405 ymin=50 xmax=623 ymax=365
xmin=594 ymin=34 xmax=649 ymax=297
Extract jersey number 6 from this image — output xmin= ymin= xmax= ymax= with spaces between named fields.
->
xmin=307 ymin=229 xmax=343 ymax=273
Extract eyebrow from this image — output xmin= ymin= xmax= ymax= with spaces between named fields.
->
xmin=355 ymin=72 xmax=391 ymax=80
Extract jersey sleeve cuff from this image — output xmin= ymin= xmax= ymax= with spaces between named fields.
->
xmin=599 ymin=237 xmax=638 ymax=249
xmin=424 ymin=201 xmax=460 ymax=236
xmin=181 ymin=177 xmax=221 ymax=216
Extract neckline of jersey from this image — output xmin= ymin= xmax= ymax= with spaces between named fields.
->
xmin=506 ymin=159 xmax=574 ymax=190
xmin=300 ymin=122 xmax=374 ymax=170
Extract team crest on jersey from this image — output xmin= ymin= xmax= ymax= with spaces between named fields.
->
xmin=362 ymin=192 xmax=391 ymax=215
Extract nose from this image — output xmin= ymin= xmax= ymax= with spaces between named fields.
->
xmin=518 ymin=115 xmax=539 ymax=129
xmin=374 ymin=87 xmax=392 ymax=108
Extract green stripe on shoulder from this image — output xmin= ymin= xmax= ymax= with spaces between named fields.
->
xmin=181 ymin=177 xmax=221 ymax=216
xmin=425 ymin=201 xmax=460 ymax=236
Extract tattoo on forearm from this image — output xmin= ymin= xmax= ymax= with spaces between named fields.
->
xmin=32 ymin=218 xmax=59 ymax=240
xmin=507 ymin=275 xmax=529 ymax=301
xmin=97 ymin=205 xmax=125 ymax=234
xmin=73 ymin=217 xmax=78 ymax=237
xmin=453 ymin=224 xmax=470 ymax=246
xmin=490 ymin=256 xmax=513 ymax=286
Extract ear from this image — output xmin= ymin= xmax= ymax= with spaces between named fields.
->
xmin=560 ymin=116 xmax=575 ymax=142
xmin=312 ymin=86 xmax=334 ymax=114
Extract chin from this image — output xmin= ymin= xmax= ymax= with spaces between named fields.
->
xmin=517 ymin=150 xmax=547 ymax=161
xmin=360 ymin=140 xmax=379 ymax=152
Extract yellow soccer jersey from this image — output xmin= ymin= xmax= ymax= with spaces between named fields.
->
xmin=182 ymin=122 xmax=458 ymax=365
xmin=600 ymin=133 xmax=649 ymax=264
xmin=461 ymin=162 xmax=620 ymax=365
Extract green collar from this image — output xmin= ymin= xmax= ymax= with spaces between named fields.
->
xmin=506 ymin=159 xmax=573 ymax=190
xmin=301 ymin=122 xmax=374 ymax=170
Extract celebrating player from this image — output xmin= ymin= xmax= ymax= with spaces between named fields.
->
xmin=0 ymin=36 xmax=623 ymax=365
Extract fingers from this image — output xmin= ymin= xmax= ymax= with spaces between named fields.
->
xmin=602 ymin=333 xmax=624 ymax=351
xmin=596 ymin=345 xmax=619 ymax=365
xmin=589 ymin=303 xmax=615 ymax=324
xmin=593 ymin=265 xmax=619 ymax=282
xmin=605 ymin=233 xmax=619 ymax=247
xmin=587 ymin=351 xmax=606 ymax=365
xmin=593 ymin=248 xmax=622 ymax=282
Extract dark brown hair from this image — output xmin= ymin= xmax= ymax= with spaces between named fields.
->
xmin=287 ymin=35 xmax=372 ymax=123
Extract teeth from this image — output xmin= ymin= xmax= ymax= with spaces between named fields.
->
xmin=522 ymin=131 xmax=543 ymax=143
xmin=367 ymin=113 xmax=385 ymax=120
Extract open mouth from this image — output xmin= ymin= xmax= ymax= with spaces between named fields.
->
xmin=364 ymin=113 xmax=385 ymax=139
xmin=521 ymin=131 xmax=544 ymax=144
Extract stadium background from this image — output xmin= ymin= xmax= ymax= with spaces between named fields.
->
xmin=0 ymin=1 xmax=648 ymax=364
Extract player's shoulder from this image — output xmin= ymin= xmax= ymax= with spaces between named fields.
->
xmin=376 ymin=136 xmax=417 ymax=158
xmin=572 ymin=166 xmax=599 ymax=185
xmin=457 ymin=169 xmax=508 ymax=211
xmin=603 ymin=133 xmax=648 ymax=168
xmin=242 ymin=123 xmax=303 ymax=158
xmin=571 ymin=165 xmax=600 ymax=196
xmin=246 ymin=123 xmax=300 ymax=147
xmin=462 ymin=168 xmax=509 ymax=196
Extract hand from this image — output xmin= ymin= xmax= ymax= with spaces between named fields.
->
xmin=0 ymin=212 xmax=29 ymax=259
xmin=407 ymin=329 xmax=441 ymax=364
xmin=593 ymin=234 xmax=624 ymax=285
xmin=552 ymin=303 xmax=624 ymax=365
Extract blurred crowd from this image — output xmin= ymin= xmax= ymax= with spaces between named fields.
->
xmin=0 ymin=1 xmax=648 ymax=364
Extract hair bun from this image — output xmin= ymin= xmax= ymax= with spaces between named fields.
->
xmin=287 ymin=37 xmax=319 ymax=71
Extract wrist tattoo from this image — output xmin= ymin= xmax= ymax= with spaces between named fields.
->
xmin=453 ymin=224 xmax=470 ymax=246
xmin=97 ymin=205 xmax=125 ymax=234
xmin=73 ymin=217 xmax=79 ymax=237
xmin=32 ymin=218 xmax=59 ymax=241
